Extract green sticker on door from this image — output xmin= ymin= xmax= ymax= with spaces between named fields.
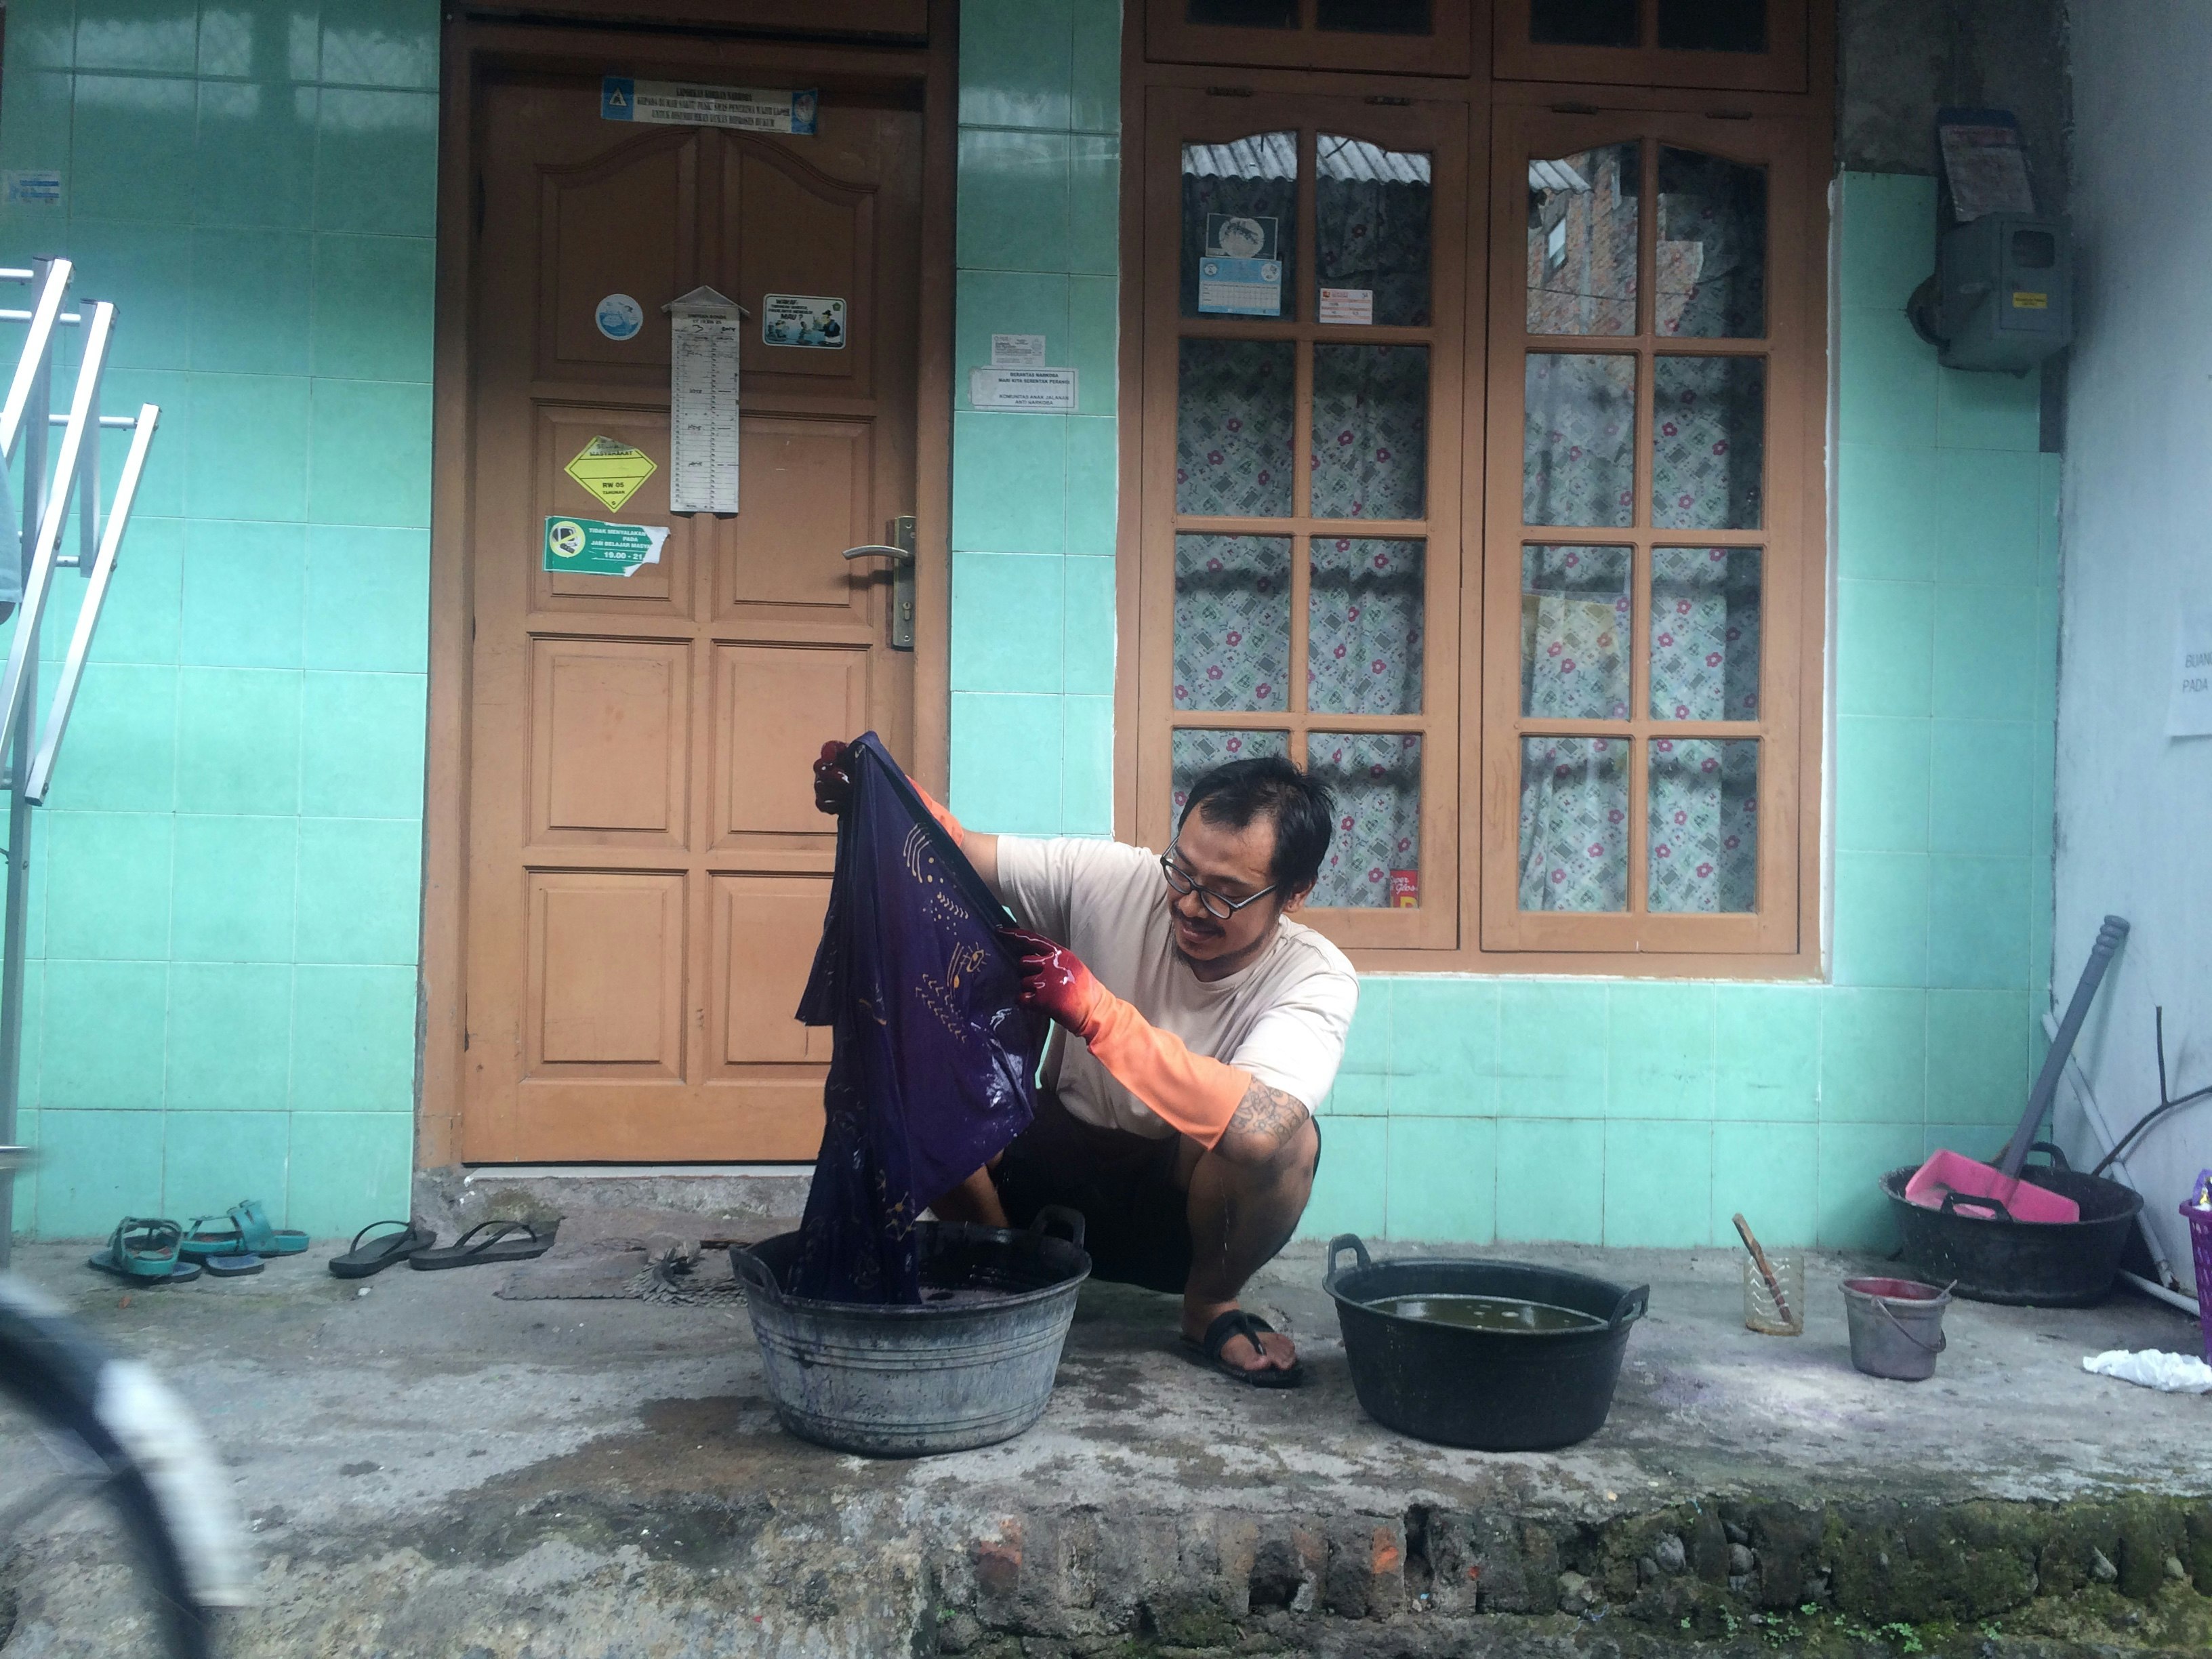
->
xmin=543 ymin=516 xmax=670 ymax=577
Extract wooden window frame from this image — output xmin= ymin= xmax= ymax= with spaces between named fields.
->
xmin=1492 ymin=0 xmax=1807 ymax=94
xmin=1481 ymin=99 xmax=1816 ymax=958
xmin=1118 ymin=23 xmax=1832 ymax=979
xmin=1145 ymin=0 xmax=1476 ymax=78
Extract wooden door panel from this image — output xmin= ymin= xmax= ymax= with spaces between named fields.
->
xmin=716 ymin=418 xmax=875 ymax=618
xmin=526 ymin=872 xmax=687 ymax=1076
xmin=465 ymin=71 xmax=923 ymax=1163
xmin=714 ymin=642 xmax=868 ymax=848
xmin=540 ymin=128 xmax=701 ymax=380
xmin=729 ymin=145 xmax=875 ymax=391
xmin=535 ymin=405 xmax=689 ymax=611
xmin=711 ymin=874 xmax=835 ymax=1069
xmin=530 ymin=637 xmax=691 ymax=846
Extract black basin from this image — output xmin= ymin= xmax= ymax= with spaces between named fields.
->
xmin=1881 ymin=1145 xmax=2142 ymax=1306
xmin=1324 ymin=1237 xmax=1648 ymax=1451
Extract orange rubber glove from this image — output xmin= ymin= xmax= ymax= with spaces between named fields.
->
xmin=814 ymin=739 xmax=966 ymax=849
xmin=1004 ymin=927 xmax=1248 ymax=1147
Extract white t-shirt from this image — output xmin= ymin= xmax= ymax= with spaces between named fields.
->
xmin=994 ymin=836 xmax=1360 ymax=1139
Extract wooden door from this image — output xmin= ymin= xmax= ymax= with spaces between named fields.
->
xmin=463 ymin=70 xmax=921 ymax=1162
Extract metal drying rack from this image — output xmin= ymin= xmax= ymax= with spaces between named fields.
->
xmin=0 ymin=255 xmax=162 ymax=1268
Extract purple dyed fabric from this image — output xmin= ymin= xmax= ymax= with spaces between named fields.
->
xmin=791 ymin=733 xmax=1045 ymax=1303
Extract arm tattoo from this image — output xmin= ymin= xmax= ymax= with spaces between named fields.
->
xmin=1225 ymin=1077 xmax=1309 ymax=1153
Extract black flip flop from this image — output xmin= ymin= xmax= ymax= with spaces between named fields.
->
xmin=1181 ymin=1309 xmax=1305 ymax=1389
xmin=407 ymin=1218 xmax=558 ymax=1271
xmin=329 ymin=1220 xmax=436 ymax=1279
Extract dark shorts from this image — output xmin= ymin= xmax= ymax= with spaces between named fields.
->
xmin=991 ymin=1091 xmax=1321 ymax=1296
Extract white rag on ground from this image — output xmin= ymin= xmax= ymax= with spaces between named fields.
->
xmin=2082 ymin=1349 xmax=2212 ymax=1393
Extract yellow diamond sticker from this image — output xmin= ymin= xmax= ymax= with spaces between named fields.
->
xmin=564 ymin=436 xmax=657 ymax=514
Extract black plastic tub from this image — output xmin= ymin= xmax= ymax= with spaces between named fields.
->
xmin=1323 ymin=1237 xmax=1648 ymax=1451
xmin=1881 ymin=1145 xmax=2142 ymax=1307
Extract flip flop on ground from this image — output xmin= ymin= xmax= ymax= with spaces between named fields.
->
xmin=182 ymin=1198 xmax=310 ymax=1263
xmin=87 ymin=1218 xmax=203 ymax=1285
xmin=329 ymin=1221 xmax=438 ymax=1279
xmin=408 ymin=1218 xmax=558 ymax=1270
xmin=1181 ymin=1309 xmax=1305 ymax=1389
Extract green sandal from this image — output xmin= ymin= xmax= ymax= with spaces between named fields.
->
xmin=88 ymin=1217 xmax=203 ymax=1284
xmin=181 ymin=1197 xmax=309 ymax=1263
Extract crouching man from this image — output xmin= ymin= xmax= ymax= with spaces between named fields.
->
xmin=813 ymin=747 xmax=1357 ymax=1387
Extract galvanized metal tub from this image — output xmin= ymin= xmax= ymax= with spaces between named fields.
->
xmin=731 ymin=1208 xmax=1090 ymax=1458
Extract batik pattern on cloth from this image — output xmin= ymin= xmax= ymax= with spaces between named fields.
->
xmin=1170 ymin=729 xmax=1289 ymax=820
xmin=793 ymin=734 xmax=1046 ymax=1303
xmin=1308 ymin=537 xmax=1424 ymax=715
xmin=1311 ymin=345 xmax=1429 ymax=520
xmin=1652 ymin=354 xmax=1765 ymax=531
xmin=1647 ymin=737 xmax=1758 ymax=912
xmin=1174 ymin=535 xmax=1292 ymax=712
xmin=1177 ymin=340 xmax=1296 ymax=518
xmin=1517 ymin=736 xmax=1630 ymax=912
xmin=1523 ymin=353 xmax=1637 ymax=527
xmin=1309 ymin=732 xmax=1421 ymax=909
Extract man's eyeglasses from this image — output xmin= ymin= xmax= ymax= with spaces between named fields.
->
xmin=1160 ymin=846 xmax=1277 ymax=922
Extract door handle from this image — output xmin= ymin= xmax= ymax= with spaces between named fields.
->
xmin=842 ymin=513 xmax=916 ymax=649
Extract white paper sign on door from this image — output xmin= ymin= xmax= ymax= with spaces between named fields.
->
xmin=664 ymin=285 xmax=743 ymax=515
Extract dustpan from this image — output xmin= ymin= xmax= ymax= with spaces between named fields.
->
xmin=1904 ymin=916 xmax=2131 ymax=1226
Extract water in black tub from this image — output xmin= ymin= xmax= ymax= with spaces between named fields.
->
xmin=1370 ymin=1293 xmax=1605 ymax=1333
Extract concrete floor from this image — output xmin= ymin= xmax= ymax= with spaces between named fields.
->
xmin=3 ymin=1231 xmax=2208 ymax=1657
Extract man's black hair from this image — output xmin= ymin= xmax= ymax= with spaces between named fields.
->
xmin=1177 ymin=756 xmax=1335 ymax=897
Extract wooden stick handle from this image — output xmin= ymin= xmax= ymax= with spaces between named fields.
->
xmin=1732 ymin=1211 xmax=1794 ymax=1326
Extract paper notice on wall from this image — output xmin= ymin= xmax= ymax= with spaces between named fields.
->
xmin=1198 ymin=212 xmax=1282 ymax=316
xmin=664 ymin=285 xmax=743 ymax=515
xmin=563 ymin=436 xmax=656 ymax=514
xmin=968 ymin=367 xmax=1077 ymax=411
xmin=2167 ymin=605 xmax=2212 ymax=737
xmin=1939 ymin=108 xmax=2036 ymax=221
xmin=991 ymin=333 xmax=1046 ymax=367
xmin=601 ymin=77 xmax=817 ymax=135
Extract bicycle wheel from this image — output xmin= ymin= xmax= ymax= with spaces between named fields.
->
xmin=0 ymin=1277 xmax=247 ymax=1658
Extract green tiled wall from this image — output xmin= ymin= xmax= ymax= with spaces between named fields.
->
xmin=946 ymin=0 xmax=1119 ymax=836
xmin=2 ymin=0 xmax=431 ymax=1237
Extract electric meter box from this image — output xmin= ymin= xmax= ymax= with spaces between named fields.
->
xmin=1935 ymin=213 xmax=2072 ymax=371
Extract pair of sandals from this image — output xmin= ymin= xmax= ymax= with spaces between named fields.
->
xmin=327 ymin=1218 xmax=557 ymax=1278
xmin=87 ymin=1200 xmax=312 ymax=1284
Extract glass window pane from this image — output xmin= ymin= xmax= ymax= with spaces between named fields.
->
xmin=1175 ymin=535 xmax=1292 ymax=713
xmin=1652 ymin=354 xmax=1764 ymax=530
xmin=1310 ymin=537 xmax=1424 ymax=715
xmin=1658 ymin=147 xmax=1767 ymax=338
xmin=1317 ymin=136 xmax=1431 ymax=327
xmin=1517 ymin=737 xmax=1628 ymax=912
xmin=1172 ymin=729 xmax=1289 ymax=820
xmin=1178 ymin=340 xmax=1295 ymax=517
xmin=1318 ymin=0 xmax=1431 ymax=30
xmin=1528 ymin=144 xmax=1639 ymax=335
xmin=1521 ymin=544 xmax=1631 ymax=719
xmin=1657 ymin=0 xmax=1766 ymax=52
xmin=1524 ymin=353 xmax=1636 ymax=528
xmin=1531 ymin=0 xmax=1637 ymax=45
xmin=1312 ymin=345 xmax=1428 ymax=520
xmin=1648 ymin=737 xmax=1758 ymax=912
xmin=1650 ymin=546 xmax=1761 ymax=722
xmin=1183 ymin=134 xmax=1296 ymax=321
xmin=1309 ymin=732 xmax=1422 ymax=908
